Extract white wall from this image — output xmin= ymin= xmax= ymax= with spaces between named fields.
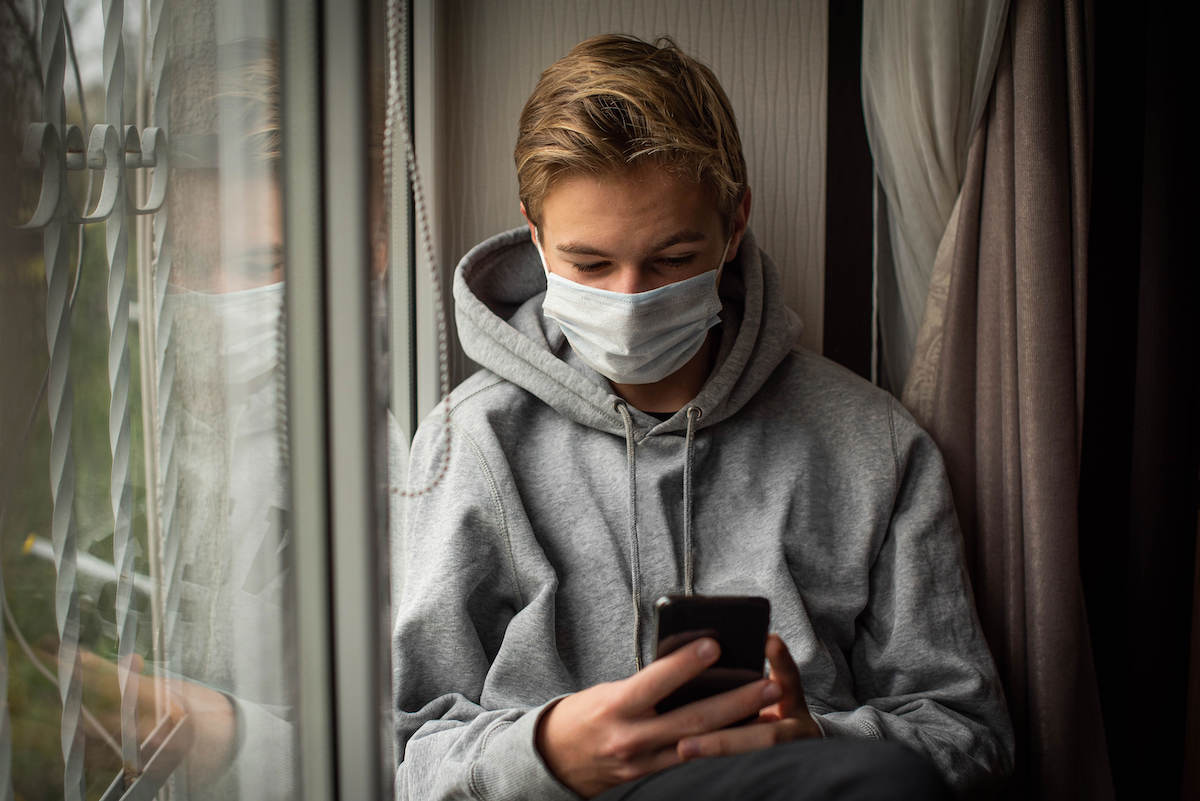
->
xmin=413 ymin=0 xmax=827 ymax=414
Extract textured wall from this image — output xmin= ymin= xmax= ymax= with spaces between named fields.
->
xmin=422 ymin=0 xmax=827 ymax=386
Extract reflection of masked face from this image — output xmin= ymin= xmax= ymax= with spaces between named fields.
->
xmin=166 ymin=279 xmax=292 ymax=708
xmin=168 ymin=281 xmax=285 ymax=422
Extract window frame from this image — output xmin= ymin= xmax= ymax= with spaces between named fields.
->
xmin=284 ymin=0 xmax=395 ymax=797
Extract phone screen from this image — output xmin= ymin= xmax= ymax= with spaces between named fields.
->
xmin=652 ymin=595 xmax=770 ymax=718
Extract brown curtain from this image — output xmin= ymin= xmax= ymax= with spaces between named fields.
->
xmin=899 ymin=0 xmax=1113 ymax=797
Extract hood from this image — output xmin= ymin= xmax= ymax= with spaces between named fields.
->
xmin=452 ymin=226 xmax=803 ymax=434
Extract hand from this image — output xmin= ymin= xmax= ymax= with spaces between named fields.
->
xmin=675 ymin=634 xmax=820 ymax=761
xmin=535 ymin=637 xmax=783 ymax=798
xmin=78 ymin=649 xmax=181 ymax=748
xmin=73 ymin=648 xmax=237 ymax=783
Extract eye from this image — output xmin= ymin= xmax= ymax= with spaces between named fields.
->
xmin=231 ymin=246 xmax=284 ymax=279
xmin=235 ymin=258 xmax=277 ymax=279
xmin=657 ymin=254 xmax=697 ymax=268
xmin=571 ymin=261 xmax=609 ymax=273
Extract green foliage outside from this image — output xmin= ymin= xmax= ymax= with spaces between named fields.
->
xmin=3 ymin=218 xmax=155 ymax=800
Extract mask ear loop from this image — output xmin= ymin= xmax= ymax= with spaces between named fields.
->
xmin=533 ymin=231 xmax=551 ymax=275
xmin=714 ymin=233 xmax=733 ymax=292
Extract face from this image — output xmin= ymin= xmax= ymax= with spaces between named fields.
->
xmin=221 ymin=175 xmax=284 ymax=291
xmin=525 ymin=163 xmax=750 ymax=294
xmin=171 ymin=170 xmax=284 ymax=293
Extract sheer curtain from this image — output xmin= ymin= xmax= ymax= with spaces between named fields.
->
xmin=863 ymin=0 xmax=1114 ymax=798
xmin=860 ymin=0 xmax=1007 ymax=391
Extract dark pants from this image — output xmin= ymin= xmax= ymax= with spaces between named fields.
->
xmin=593 ymin=738 xmax=952 ymax=801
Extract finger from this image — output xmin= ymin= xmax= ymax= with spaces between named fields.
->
xmin=78 ymin=649 xmax=121 ymax=701
xmin=764 ymin=634 xmax=804 ymax=717
xmin=627 ymin=743 xmax=686 ymax=781
xmin=164 ymin=689 xmax=189 ymax=724
xmin=79 ymin=648 xmax=116 ymax=675
xmin=677 ymin=717 xmax=812 ymax=762
xmin=635 ymin=677 xmax=781 ymax=750
xmin=620 ymin=637 xmax=720 ymax=712
xmin=587 ymin=742 xmax=687 ymax=791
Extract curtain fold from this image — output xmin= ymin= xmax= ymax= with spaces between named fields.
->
xmin=890 ymin=0 xmax=1111 ymax=798
xmin=861 ymin=0 xmax=1008 ymax=390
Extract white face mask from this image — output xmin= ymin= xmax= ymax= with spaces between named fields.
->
xmin=538 ymin=235 xmax=730 ymax=385
xmin=167 ymin=281 xmax=285 ymax=396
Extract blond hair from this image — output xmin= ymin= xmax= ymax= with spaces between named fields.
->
xmin=515 ymin=34 xmax=747 ymax=229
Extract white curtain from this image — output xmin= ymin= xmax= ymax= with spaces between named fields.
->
xmin=861 ymin=0 xmax=1008 ymax=391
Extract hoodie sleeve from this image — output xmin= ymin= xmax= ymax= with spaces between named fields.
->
xmin=393 ymin=416 xmax=579 ymax=801
xmin=225 ymin=694 xmax=296 ymax=799
xmin=811 ymin=398 xmax=1015 ymax=797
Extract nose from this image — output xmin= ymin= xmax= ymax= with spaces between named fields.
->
xmin=608 ymin=263 xmax=654 ymax=294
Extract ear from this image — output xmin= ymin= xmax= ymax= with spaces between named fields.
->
xmin=724 ymin=187 xmax=753 ymax=262
xmin=520 ymin=202 xmax=540 ymax=245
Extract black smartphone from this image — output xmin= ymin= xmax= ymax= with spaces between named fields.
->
xmin=652 ymin=594 xmax=771 ymax=717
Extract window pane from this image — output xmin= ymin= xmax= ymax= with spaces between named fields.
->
xmin=1 ymin=1 xmax=296 ymax=798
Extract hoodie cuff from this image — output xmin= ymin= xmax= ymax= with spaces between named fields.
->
xmin=812 ymin=711 xmax=882 ymax=740
xmin=470 ymin=699 xmax=581 ymax=801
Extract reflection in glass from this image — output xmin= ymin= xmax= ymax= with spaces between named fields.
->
xmin=1 ymin=1 xmax=296 ymax=798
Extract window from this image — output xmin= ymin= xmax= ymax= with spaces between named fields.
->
xmin=1 ymin=0 xmax=403 ymax=797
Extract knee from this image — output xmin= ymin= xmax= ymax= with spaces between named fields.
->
xmin=770 ymin=738 xmax=950 ymax=801
xmin=824 ymin=739 xmax=951 ymax=801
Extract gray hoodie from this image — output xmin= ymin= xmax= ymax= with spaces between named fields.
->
xmin=393 ymin=227 xmax=1014 ymax=800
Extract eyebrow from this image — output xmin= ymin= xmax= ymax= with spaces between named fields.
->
xmin=555 ymin=229 xmax=708 ymax=257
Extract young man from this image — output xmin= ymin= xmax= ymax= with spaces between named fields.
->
xmin=394 ymin=35 xmax=1013 ymax=800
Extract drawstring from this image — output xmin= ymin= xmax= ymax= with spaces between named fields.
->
xmin=615 ymin=401 xmax=704 ymax=672
xmin=615 ymin=402 xmax=644 ymax=671
xmin=682 ymin=406 xmax=701 ymax=596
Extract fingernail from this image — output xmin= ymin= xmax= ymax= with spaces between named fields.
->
xmin=695 ymin=638 xmax=718 ymax=661
xmin=679 ymin=739 xmax=700 ymax=759
xmin=762 ymin=682 xmax=782 ymax=703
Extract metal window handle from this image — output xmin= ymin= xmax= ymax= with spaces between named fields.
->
xmin=17 ymin=122 xmax=67 ymax=230
xmin=131 ymin=127 xmax=168 ymax=215
xmin=16 ymin=121 xmax=171 ymax=229
xmin=77 ymin=123 xmax=122 ymax=223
